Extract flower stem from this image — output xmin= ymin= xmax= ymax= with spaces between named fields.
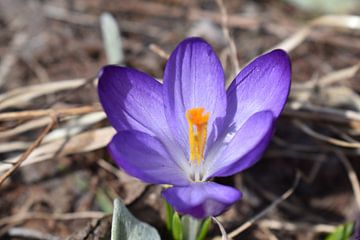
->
xmin=182 ymin=216 xmax=201 ymax=240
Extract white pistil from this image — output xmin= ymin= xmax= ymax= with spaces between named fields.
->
xmin=195 ymin=165 xmax=200 ymax=182
xmin=191 ymin=161 xmax=204 ymax=182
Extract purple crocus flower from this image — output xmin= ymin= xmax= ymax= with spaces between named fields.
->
xmin=98 ymin=38 xmax=291 ymax=219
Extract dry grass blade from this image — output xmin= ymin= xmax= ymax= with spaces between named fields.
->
xmin=149 ymin=43 xmax=169 ymax=60
xmin=257 ymin=219 xmax=336 ymax=233
xmin=0 ymin=33 xmax=28 ymax=88
xmin=285 ymin=102 xmax=360 ymax=127
xmin=293 ymin=120 xmax=360 ymax=148
xmin=0 ymin=211 xmax=107 ymax=226
xmin=0 ymin=127 xmax=115 ymax=174
xmin=43 ymin=112 xmax=106 ymax=142
xmin=0 ymin=141 xmax=30 ymax=153
xmin=0 ymin=79 xmax=88 ymax=110
xmin=0 ymin=112 xmax=106 ymax=141
xmin=272 ymin=15 xmax=360 ymax=52
xmin=0 ymin=117 xmax=52 ymax=139
xmin=335 ymin=151 xmax=360 ymax=209
xmin=215 ymin=0 xmax=240 ymax=82
xmin=6 ymin=227 xmax=60 ymax=240
xmin=0 ymin=115 xmax=57 ymax=186
xmin=188 ymin=8 xmax=259 ymax=30
xmin=0 ymin=112 xmax=107 ymax=154
xmin=44 ymin=5 xmax=98 ymax=26
xmin=0 ymin=105 xmax=101 ymax=121
xmin=212 ymin=217 xmax=229 ymax=240
xmin=292 ymin=63 xmax=360 ymax=90
xmin=258 ymin=226 xmax=278 ymax=240
xmin=226 ymin=172 xmax=301 ymax=239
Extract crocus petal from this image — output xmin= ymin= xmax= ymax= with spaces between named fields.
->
xmin=163 ymin=37 xmax=227 ymax=156
xmin=205 ymin=111 xmax=274 ymax=179
xmin=109 ymin=130 xmax=190 ymax=186
xmin=162 ymin=182 xmax=241 ymax=219
xmin=225 ymin=49 xmax=291 ymax=133
xmin=98 ymin=65 xmax=171 ymax=139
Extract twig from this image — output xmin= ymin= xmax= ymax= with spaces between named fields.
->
xmin=0 ymin=115 xmax=57 ymax=186
xmin=335 ymin=151 xmax=360 ymax=209
xmin=227 ymin=172 xmax=301 ymax=239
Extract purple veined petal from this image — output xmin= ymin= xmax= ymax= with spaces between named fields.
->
xmin=98 ymin=65 xmax=171 ymax=140
xmin=98 ymin=65 xmax=188 ymax=169
xmin=162 ymin=182 xmax=241 ymax=219
xmin=109 ymin=130 xmax=190 ymax=186
xmin=163 ymin=37 xmax=227 ymax=157
xmin=225 ymin=49 xmax=291 ymax=133
xmin=204 ymin=111 xmax=274 ymax=179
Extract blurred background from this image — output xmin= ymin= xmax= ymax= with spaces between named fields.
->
xmin=0 ymin=0 xmax=360 ymax=239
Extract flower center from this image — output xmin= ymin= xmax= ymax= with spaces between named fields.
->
xmin=186 ymin=107 xmax=210 ymax=165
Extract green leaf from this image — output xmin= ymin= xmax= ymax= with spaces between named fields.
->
xmin=111 ymin=199 xmax=161 ymax=240
xmin=100 ymin=12 xmax=124 ymax=65
xmin=165 ymin=200 xmax=174 ymax=232
xmin=95 ymin=188 xmax=113 ymax=213
xmin=172 ymin=212 xmax=183 ymax=240
xmin=196 ymin=218 xmax=211 ymax=240
xmin=325 ymin=222 xmax=354 ymax=240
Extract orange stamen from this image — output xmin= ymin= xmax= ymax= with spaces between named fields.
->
xmin=186 ymin=108 xmax=210 ymax=164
